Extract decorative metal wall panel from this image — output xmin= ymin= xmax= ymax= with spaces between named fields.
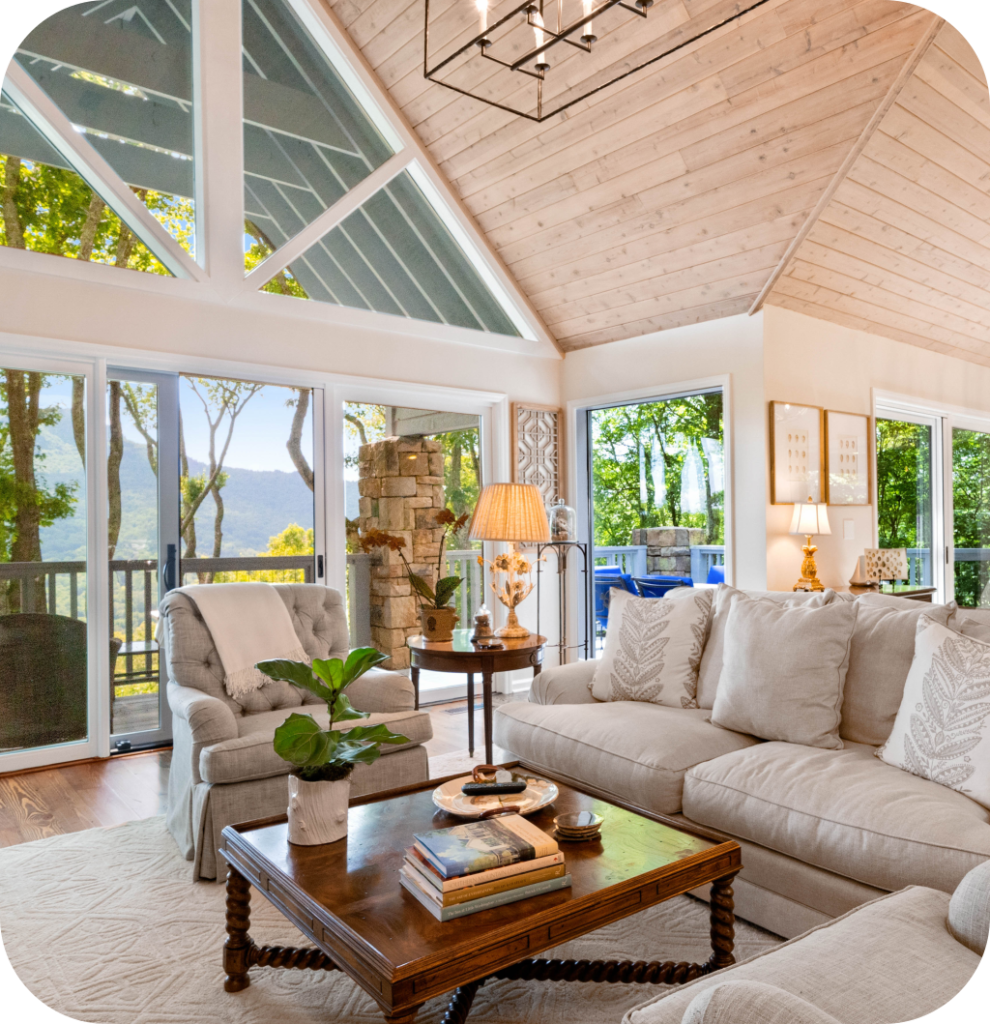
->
xmin=513 ymin=403 xmax=560 ymax=509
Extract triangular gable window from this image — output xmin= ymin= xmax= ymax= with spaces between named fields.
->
xmin=0 ymin=87 xmax=168 ymax=274
xmin=258 ymin=169 xmax=521 ymax=336
xmin=14 ymin=0 xmax=196 ymax=257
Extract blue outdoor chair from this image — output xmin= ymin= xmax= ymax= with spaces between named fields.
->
xmin=633 ymin=576 xmax=694 ymax=598
xmin=706 ymin=564 xmax=726 ymax=585
xmin=594 ymin=573 xmax=637 ymax=634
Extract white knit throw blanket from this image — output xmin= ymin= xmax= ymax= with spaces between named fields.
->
xmin=177 ymin=582 xmax=310 ymax=700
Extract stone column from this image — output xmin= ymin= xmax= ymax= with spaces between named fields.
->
xmin=631 ymin=527 xmax=705 ymax=576
xmin=358 ymin=436 xmax=446 ymax=669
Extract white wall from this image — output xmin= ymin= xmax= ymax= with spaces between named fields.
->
xmin=763 ymin=306 xmax=990 ymax=591
xmin=560 ymin=312 xmax=768 ymax=590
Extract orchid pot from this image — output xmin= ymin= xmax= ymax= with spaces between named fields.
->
xmin=420 ymin=606 xmax=459 ymax=642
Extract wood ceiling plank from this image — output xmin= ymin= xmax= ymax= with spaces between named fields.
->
xmin=527 ymin=208 xmax=807 ymax=308
xmin=931 ymin=21 xmax=987 ymax=85
xmin=717 ymin=0 xmax=923 ymax=98
xmin=786 ymin=260 xmax=990 ymax=348
xmin=484 ymin=103 xmax=868 ymax=249
xmin=806 ymin=220 xmax=990 ymax=312
xmin=338 ymin=0 xmax=421 ymax=55
xmin=818 ymin=201 xmax=990 ymax=292
xmin=552 ymin=267 xmax=774 ymax=337
xmin=451 ymin=15 xmax=922 ymax=204
xmin=559 ymin=294 xmax=756 ymax=350
xmin=540 ymin=241 xmax=790 ymax=325
xmin=501 ymin=142 xmax=849 ymax=278
xmin=915 ymin=48 xmax=990 ymax=127
xmin=897 ymin=75 xmax=990 ymax=165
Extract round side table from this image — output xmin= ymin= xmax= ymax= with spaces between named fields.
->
xmin=407 ymin=629 xmax=547 ymax=765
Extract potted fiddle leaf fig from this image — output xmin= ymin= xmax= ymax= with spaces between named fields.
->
xmin=257 ymin=648 xmax=408 ymax=845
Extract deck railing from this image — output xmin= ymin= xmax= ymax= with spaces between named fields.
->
xmin=593 ymin=545 xmax=648 ymax=576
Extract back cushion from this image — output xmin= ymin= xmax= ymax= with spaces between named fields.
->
xmin=950 ymin=608 xmax=990 ymax=645
xmin=840 ymin=596 xmax=954 ymax=747
xmin=696 ymin=585 xmax=838 ymax=709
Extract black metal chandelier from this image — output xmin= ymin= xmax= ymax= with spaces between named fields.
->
xmin=423 ymin=0 xmax=773 ymax=122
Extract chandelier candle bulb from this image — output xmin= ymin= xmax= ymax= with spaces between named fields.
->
xmin=475 ymin=0 xmax=488 ymax=35
xmin=582 ymin=0 xmax=596 ymax=43
xmin=529 ymin=6 xmax=549 ymax=70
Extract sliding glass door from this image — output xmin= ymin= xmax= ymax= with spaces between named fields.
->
xmin=952 ymin=426 xmax=990 ymax=609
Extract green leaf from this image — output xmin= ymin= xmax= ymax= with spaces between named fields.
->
xmin=311 ymin=657 xmax=343 ymax=692
xmin=433 ymin=575 xmax=463 ymax=609
xmin=341 ymin=647 xmax=389 ymax=687
xmin=333 ymin=739 xmax=384 ymax=766
xmin=256 ymin=659 xmax=333 ymax=704
xmin=342 ymin=723 xmax=409 ymax=746
xmin=273 ymin=713 xmax=339 ymax=767
xmin=330 ymin=692 xmax=369 ymax=722
xmin=407 ymin=572 xmax=437 ymax=605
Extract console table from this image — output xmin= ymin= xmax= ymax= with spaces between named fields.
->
xmin=836 ymin=585 xmax=936 ymax=602
xmin=407 ymin=630 xmax=546 ymax=763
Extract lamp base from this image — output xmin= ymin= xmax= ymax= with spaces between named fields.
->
xmin=495 ymin=607 xmax=530 ymax=639
xmin=793 ymin=536 xmax=826 ymax=592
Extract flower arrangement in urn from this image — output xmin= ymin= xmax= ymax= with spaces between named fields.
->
xmin=256 ymin=649 xmax=408 ymax=845
xmin=477 ymin=549 xmax=545 ymax=638
xmin=359 ymin=508 xmax=470 ymax=642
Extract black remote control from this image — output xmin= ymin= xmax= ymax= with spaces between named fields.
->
xmin=461 ymin=780 xmax=527 ymax=795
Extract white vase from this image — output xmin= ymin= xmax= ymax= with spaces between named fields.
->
xmin=286 ymin=774 xmax=350 ymax=845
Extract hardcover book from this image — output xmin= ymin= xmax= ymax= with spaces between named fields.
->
xmin=413 ymin=814 xmax=557 ymax=879
xmin=405 ymin=847 xmax=565 ymax=893
xmin=399 ymin=868 xmax=572 ymax=921
xmin=402 ymin=856 xmax=566 ymax=906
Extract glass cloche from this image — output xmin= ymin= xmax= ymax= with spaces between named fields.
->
xmin=548 ymin=497 xmax=577 ymax=543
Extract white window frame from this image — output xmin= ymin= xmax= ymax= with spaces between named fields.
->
xmin=0 ymin=0 xmax=554 ymax=351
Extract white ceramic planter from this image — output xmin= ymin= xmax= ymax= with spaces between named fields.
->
xmin=286 ymin=775 xmax=350 ymax=845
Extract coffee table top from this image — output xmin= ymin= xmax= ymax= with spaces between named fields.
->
xmin=221 ymin=764 xmax=740 ymax=1009
xmin=407 ymin=629 xmax=547 ymax=654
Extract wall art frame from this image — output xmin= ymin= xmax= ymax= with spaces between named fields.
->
xmin=769 ymin=401 xmax=823 ymax=505
xmin=824 ymin=409 xmax=871 ymax=506
xmin=512 ymin=402 xmax=561 ymax=509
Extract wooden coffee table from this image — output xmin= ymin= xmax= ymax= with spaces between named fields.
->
xmin=220 ymin=765 xmax=741 ymax=1024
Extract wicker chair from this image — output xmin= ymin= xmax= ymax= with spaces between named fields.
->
xmin=0 ymin=613 xmax=122 ymax=751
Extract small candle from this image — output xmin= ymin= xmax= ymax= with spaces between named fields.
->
xmin=531 ymin=7 xmax=547 ymax=66
xmin=583 ymin=0 xmax=593 ymax=38
xmin=475 ymin=0 xmax=488 ymax=35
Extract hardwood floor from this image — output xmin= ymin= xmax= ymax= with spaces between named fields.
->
xmin=0 ymin=697 xmax=501 ymax=849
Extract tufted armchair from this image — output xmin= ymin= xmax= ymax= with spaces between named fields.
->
xmin=160 ymin=583 xmax=432 ymax=880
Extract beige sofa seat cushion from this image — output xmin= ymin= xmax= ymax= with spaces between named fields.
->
xmin=624 ymin=886 xmax=980 ymax=1024
xmin=199 ymin=707 xmax=432 ymax=785
xmin=681 ymin=981 xmax=841 ymax=1024
xmin=492 ymin=702 xmax=758 ymax=816
xmin=949 ymin=858 xmax=990 ymax=956
xmin=682 ymin=741 xmax=990 ymax=894
xmin=841 ymin=595 xmax=954 ymax=746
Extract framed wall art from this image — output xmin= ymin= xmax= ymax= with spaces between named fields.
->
xmin=770 ymin=401 xmax=823 ymax=505
xmin=825 ymin=410 xmax=870 ymax=506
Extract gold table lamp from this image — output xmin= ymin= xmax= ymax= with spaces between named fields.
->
xmin=790 ymin=497 xmax=831 ymax=592
xmin=469 ymin=483 xmax=550 ymax=638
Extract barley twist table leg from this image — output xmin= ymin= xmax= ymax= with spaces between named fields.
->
xmin=223 ymin=866 xmax=254 ymax=992
xmin=440 ymin=980 xmax=483 ymax=1024
xmin=707 ymin=872 xmax=738 ymax=972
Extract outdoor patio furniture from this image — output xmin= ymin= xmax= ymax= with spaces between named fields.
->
xmin=0 ymin=613 xmax=121 ymax=752
xmin=706 ymin=564 xmax=726 ymax=585
xmin=633 ymin=576 xmax=694 ymax=597
xmin=594 ymin=573 xmax=638 ymax=634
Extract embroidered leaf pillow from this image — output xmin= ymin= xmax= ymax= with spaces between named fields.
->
xmin=591 ymin=587 xmax=713 ymax=708
xmin=876 ymin=615 xmax=990 ymax=810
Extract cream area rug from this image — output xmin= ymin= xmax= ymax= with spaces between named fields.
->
xmin=0 ymin=817 xmax=781 ymax=1024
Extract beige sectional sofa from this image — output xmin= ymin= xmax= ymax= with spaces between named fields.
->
xmin=493 ymin=589 xmax=990 ymax=939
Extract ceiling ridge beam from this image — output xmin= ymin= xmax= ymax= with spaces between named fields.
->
xmin=747 ymin=12 xmax=945 ymax=316
xmin=242 ymin=151 xmax=413 ymax=292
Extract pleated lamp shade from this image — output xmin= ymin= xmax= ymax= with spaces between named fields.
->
xmin=469 ymin=484 xmax=551 ymax=543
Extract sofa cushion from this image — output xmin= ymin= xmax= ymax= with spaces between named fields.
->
xmin=682 ymin=741 xmax=990 ymax=894
xmin=680 ymin=981 xmax=841 ymax=1024
xmin=711 ymin=594 xmax=855 ymax=749
xmin=493 ymin=701 xmax=758 ymax=816
xmin=840 ymin=595 xmax=953 ymax=746
xmin=877 ymin=614 xmax=990 ymax=810
xmin=624 ymin=886 xmax=979 ymax=1024
xmin=696 ymin=586 xmax=838 ymax=709
xmin=199 ymin=707 xmax=432 ymax=785
xmin=949 ymin=859 xmax=990 ymax=956
xmin=591 ymin=588 xmax=711 ymax=707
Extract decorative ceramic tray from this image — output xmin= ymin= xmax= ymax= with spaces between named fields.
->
xmin=432 ymin=771 xmax=559 ymax=819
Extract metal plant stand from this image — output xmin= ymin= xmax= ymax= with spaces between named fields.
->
xmin=535 ymin=540 xmax=589 ymax=666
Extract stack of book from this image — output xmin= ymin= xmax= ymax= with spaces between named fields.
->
xmin=399 ymin=813 xmax=571 ymax=921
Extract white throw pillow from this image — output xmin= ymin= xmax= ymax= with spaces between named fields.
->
xmin=591 ymin=587 xmax=712 ymax=708
xmin=877 ymin=615 xmax=990 ymax=810
xmin=711 ymin=591 xmax=857 ymax=749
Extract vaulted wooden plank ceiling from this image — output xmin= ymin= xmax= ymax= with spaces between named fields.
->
xmin=328 ymin=0 xmax=990 ymax=361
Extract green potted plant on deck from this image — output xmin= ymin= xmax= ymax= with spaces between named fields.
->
xmin=257 ymin=648 xmax=409 ymax=845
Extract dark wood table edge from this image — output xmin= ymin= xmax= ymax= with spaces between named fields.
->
xmin=219 ymin=761 xmax=742 ymax=1024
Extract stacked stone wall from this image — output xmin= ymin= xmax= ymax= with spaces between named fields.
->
xmin=358 ymin=436 xmax=446 ymax=669
xmin=629 ymin=527 xmax=705 ymax=576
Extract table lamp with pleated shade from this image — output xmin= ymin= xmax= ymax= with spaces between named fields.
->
xmin=789 ymin=496 xmax=831 ymax=592
xmin=469 ymin=483 xmax=550 ymax=637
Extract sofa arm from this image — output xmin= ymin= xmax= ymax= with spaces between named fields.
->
xmin=167 ymin=682 xmax=238 ymax=745
xmin=530 ymin=660 xmax=601 ymax=705
xmin=682 ymin=981 xmax=841 ymax=1024
xmin=949 ymin=858 xmax=990 ymax=956
xmin=345 ymin=667 xmax=416 ymax=714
